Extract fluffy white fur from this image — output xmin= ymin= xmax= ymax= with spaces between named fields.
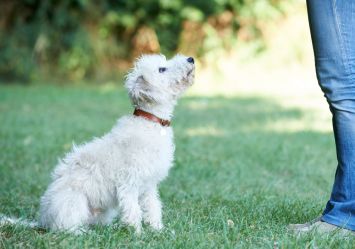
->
xmin=16 ymin=54 xmax=194 ymax=234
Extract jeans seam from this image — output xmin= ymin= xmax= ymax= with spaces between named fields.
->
xmin=332 ymin=0 xmax=351 ymax=75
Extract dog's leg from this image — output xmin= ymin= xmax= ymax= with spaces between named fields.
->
xmin=117 ymin=186 xmax=142 ymax=233
xmin=140 ymin=185 xmax=163 ymax=231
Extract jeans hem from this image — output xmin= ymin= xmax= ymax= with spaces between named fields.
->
xmin=321 ymin=214 xmax=355 ymax=231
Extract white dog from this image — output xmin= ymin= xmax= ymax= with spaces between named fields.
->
xmin=1 ymin=54 xmax=195 ymax=233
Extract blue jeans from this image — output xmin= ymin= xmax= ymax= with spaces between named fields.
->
xmin=307 ymin=0 xmax=355 ymax=231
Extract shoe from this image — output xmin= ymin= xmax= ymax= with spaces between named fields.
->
xmin=288 ymin=216 xmax=354 ymax=236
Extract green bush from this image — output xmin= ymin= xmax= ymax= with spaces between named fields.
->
xmin=0 ymin=0 xmax=290 ymax=82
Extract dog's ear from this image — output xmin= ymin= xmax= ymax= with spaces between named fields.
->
xmin=136 ymin=75 xmax=148 ymax=85
xmin=126 ymin=75 xmax=155 ymax=105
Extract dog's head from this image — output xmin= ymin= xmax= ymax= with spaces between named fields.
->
xmin=125 ymin=54 xmax=195 ymax=107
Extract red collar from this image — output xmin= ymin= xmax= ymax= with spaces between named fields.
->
xmin=133 ymin=109 xmax=171 ymax=127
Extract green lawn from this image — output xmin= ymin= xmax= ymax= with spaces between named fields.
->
xmin=0 ymin=84 xmax=353 ymax=248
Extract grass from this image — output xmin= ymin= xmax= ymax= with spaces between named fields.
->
xmin=0 ymin=83 xmax=354 ymax=248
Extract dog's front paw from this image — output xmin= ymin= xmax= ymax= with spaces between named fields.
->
xmin=123 ymin=220 xmax=142 ymax=234
xmin=134 ymin=223 xmax=142 ymax=234
xmin=146 ymin=220 xmax=163 ymax=231
xmin=151 ymin=222 xmax=164 ymax=231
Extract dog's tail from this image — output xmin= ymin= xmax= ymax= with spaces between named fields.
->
xmin=0 ymin=214 xmax=38 ymax=228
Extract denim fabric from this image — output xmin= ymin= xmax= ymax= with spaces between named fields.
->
xmin=307 ymin=0 xmax=355 ymax=231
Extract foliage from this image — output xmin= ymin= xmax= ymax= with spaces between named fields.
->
xmin=0 ymin=0 xmax=291 ymax=82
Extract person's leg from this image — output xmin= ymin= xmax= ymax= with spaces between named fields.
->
xmin=303 ymin=0 xmax=355 ymax=231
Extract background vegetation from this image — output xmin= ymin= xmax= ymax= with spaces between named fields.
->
xmin=0 ymin=0 xmax=293 ymax=82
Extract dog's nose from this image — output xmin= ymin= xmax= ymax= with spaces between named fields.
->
xmin=187 ymin=57 xmax=194 ymax=64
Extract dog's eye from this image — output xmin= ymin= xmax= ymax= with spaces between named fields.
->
xmin=159 ymin=67 xmax=167 ymax=73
